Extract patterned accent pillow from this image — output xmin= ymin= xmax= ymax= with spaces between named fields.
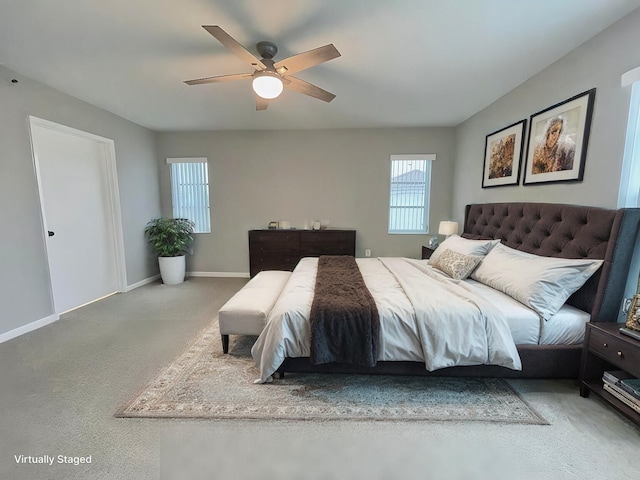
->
xmin=428 ymin=235 xmax=499 ymax=266
xmin=433 ymin=248 xmax=482 ymax=280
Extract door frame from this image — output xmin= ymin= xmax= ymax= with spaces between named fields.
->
xmin=28 ymin=116 xmax=127 ymax=312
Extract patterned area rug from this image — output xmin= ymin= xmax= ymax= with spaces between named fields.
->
xmin=116 ymin=321 xmax=548 ymax=424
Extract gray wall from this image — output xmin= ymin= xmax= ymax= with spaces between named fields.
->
xmin=0 ymin=66 xmax=161 ymax=336
xmin=156 ymin=128 xmax=456 ymax=274
xmin=452 ymin=9 xmax=640 ymax=315
xmin=453 ymin=9 xmax=640 ymax=217
xmin=4 ymin=7 xmax=639 ymax=338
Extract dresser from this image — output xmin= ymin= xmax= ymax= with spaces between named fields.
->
xmin=249 ymin=229 xmax=356 ymax=277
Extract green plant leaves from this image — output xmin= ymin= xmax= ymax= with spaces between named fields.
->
xmin=144 ymin=218 xmax=195 ymax=257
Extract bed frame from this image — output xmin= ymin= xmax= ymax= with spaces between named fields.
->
xmin=276 ymin=202 xmax=640 ymax=379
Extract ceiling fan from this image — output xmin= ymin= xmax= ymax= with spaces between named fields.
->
xmin=184 ymin=26 xmax=341 ymax=111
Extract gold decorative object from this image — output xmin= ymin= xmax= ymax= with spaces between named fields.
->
xmin=625 ymin=294 xmax=640 ymax=332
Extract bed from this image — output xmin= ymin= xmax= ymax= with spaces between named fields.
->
xmin=249 ymin=202 xmax=640 ymax=382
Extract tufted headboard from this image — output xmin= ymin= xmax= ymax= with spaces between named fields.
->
xmin=463 ymin=202 xmax=640 ymax=322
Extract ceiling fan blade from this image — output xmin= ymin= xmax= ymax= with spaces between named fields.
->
xmin=184 ymin=72 xmax=253 ymax=86
xmin=203 ymin=25 xmax=267 ymax=70
xmin=274 ymin=44 xmax=340 ymax=76
xmin=256 ymin=96 xmax=269 ymax=111
xmin=285 ymin=76 xmax=336 ymax=102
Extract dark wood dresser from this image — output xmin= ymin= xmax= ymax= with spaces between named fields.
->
xmin=249 ymin=229 xmax=356 ymax=277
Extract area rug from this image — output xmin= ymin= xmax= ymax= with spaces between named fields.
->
xmin=116 ymin=320 xmax=548 ymax=424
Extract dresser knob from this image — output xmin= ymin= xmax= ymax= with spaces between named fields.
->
xmin=603 ymin=343 xmax=608 ymax=347
xmin=617 ymin=351 xmax=623 ymax=358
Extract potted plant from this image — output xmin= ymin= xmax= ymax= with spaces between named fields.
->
xmin=144 ymin=217 xmax=195 ymax=285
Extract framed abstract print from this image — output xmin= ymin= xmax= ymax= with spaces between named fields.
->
xmin=482 ymin=120 xmax=526 ymax=188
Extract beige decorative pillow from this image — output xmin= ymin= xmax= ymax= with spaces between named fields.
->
xmin=428 ymin=235 xmax=500 ymax=266
xmin=433 ymin=248 xmax=482 ymax=280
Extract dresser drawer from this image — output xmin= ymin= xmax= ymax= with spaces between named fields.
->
xmin=250 ymin=231 xmax=299 ymax=246
xmin=251 ymin=257 xmax=298 ymax=270
xmin=589 ymin=328 xmax=640 ymax=371
xmin=300 ymin=231 xmax=356 ymax=256
xmin=254 ymin=243 xmax=299 ymax=255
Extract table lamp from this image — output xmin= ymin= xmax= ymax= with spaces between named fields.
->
xmin=438 ymin=221 xmax=459 ymax=238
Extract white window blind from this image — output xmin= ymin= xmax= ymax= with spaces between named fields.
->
xmin=166 ymin=157 xmax=211 ymax=233
xmin=388 ymin=154 xmax=434 ymax=234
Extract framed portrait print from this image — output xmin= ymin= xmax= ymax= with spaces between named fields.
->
xmin=523 ymin=88 xmax=596 ymax=185
xmin=482 ymin=119 xmax=526 ymax=188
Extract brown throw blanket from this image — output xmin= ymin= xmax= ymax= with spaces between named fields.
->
xmin=309 ymin=256 xmax=380 ymax=367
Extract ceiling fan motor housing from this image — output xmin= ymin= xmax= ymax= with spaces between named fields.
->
xmin=256 ymin=41 xmax=278 ymax=59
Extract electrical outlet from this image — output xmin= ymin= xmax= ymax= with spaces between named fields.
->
xmin=365 ymin=249 xmax=371 ymax=257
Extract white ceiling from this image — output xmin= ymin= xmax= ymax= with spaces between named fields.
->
xmin=1 ymin=0 xmax=638 ymax=131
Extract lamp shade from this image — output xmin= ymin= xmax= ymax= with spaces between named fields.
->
xmin=438 ymin=221 xmax=459 ymax=236
xmin=252 ymin=73 xmax=283 ymax=99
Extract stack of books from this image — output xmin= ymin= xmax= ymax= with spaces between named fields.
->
xmin=602 ymin=370 xmax=640 ymax=414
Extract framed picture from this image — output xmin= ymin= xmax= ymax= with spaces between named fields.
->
xmin=626 ymin=294 xmax=640 ymax=332
xmin=523 ymin=88 xmax=596 ymax=185
xmin=482 ymin=119 xmax=526 ymax=188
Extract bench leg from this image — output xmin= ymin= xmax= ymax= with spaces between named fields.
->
xmin=221 ymin=334 xmax=229 ymax=354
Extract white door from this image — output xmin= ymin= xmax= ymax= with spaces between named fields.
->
xmin=30 ymin=118 xmax=125 ymax=313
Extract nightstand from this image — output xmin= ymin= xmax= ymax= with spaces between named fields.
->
xmin=421 ymin=246 xmax=434 ymax=260
xmin=579 ymin=322 xmax=640 ymax=426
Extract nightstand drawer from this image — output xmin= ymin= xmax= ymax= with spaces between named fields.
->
xmin=589 ymin=328 xmax=640 ymax=370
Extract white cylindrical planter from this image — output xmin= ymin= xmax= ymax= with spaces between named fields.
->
xmin=158 ymin=255 xmax=186 ymax=285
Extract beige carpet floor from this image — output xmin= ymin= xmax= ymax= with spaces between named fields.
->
xmin=3 ymin=278 xmax=640 ymax=480
xmin=116 ymin=320 xmax=548 ymax=424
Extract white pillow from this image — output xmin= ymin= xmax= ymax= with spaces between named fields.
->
xmin=470 ymin=243 xmax=603 ymax=320
xmin=428 ymin=235 xmax=500 ymax=265
xmin=432 ymin=249 xmax=482 ymax=280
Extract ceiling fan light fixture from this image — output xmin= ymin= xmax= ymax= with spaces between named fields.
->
xmin=252 ymin=72 xmax=283 ymax=99
xmin=185 ymin=26 xmax=340 ymax=109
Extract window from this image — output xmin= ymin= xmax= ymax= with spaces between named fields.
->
xmin=618 ymin=75 xmax=640 ymax=208
xmin=388 ymin=154 xmax=434 ymax=234
xmin=166 ymin=157 xmax=211 ymax=233
xmin=619 ymin=67 xmax=640 ymax=303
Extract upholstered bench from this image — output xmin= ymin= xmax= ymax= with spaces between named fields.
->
xmin=218 ymin=270 xmax=291 ymax=353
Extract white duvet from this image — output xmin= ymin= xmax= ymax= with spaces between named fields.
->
xmin=251 ymin=257 xmax=522 ymax=382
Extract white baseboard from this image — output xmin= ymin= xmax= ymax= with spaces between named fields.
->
xmin=125 ymin=274 xmax=161 ymax=292
xmin=0 ymin=313 xmax=60 ymax=344
xmin=126 ymin=272 xmax=248 ymax=291
xmin=0 ymin=272 xmax=247 ymax=344
xmin=188 ymin=271 xmax=250 ymax=278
